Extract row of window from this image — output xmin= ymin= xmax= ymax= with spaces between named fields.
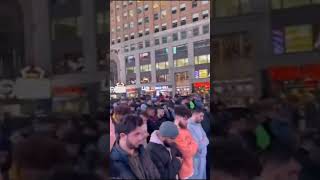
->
xmin=126 ymin=55 xmax=210 ymax=74
xmin=126 ymin=68 xmax=210 ymax=84
xmin=119 ymin=25 xmax=210 ymax=51
xmin=111 ymin=13 xmax=209 ymax=43
xmin=113 ymin=1 xmax=209 ymax=17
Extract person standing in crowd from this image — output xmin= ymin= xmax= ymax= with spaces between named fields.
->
xmin=110 ymin=104 xmax=131 ymax=150
xmin=147 ymin=121 xmax=183 ymax=180
xmin=174 ymin=106 xmax=198 ymax=179
xmin=188 ymin=108 xmax=209 ymax=179
xmin=110 ymin=115 xmax=160 ymax=179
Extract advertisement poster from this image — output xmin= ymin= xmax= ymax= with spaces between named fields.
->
xmin=199 ymin=69 xmax=208 ymax=78
xmin=285 ymin=25 xmax=313 ymax=53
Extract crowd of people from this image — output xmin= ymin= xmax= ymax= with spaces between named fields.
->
xmin=109 ymin=94 xmax=212 ymax=180
xmin=213 ymin=93 xmax=320 ymax=180
xmin=0 ymin=113 xmax=108 ymax=180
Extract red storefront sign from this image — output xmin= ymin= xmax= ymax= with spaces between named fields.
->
xmin=53 ymin=87 xmax=85 ymax=96
xmin=193 ymin=82 xmax=210 ymax=90
xmin=268 ymin=64 xmax=320 ymax=81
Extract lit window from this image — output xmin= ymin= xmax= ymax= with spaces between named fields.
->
xmin=195 ymin=69 xmax=209 ymax=79
xmin=156 ymin=61 xmax=169 ymax=70
xmin=140 ymin=64 xmax=151 ymax=72
xmin=129 ymin=10 xmax=134 ymax=17
xmin=161 ymin=10 xmax=167 ymax=18
xmin=126 ymin=67 xmax=135 ymax=74
xmin=174 ymin=58 xmax=189 ymax=67
xmin=195 ymin=55 xmax=210 ymax=65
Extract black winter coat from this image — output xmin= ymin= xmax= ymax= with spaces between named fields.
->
xmin=147 ymin=140 xmax=182 ymax=179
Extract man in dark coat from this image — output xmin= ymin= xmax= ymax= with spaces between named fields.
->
xmin=147 ymin=121 xmax=182 ymax=180
xmin=110 ymin=115 xmax=160 ymax=180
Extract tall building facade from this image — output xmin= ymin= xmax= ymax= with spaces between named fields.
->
xmin=110 ymin=0 xmax=210 ymax=97
xmin=213 ymin=0 xmax=320 ymax=106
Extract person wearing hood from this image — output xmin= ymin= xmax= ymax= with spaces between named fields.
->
xmin=147 ymin=121 xmax=183 ymax=180
xmin=188 ymin=108 xmax=209 ymax=179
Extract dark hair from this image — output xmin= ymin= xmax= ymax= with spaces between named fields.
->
xmin=113 ymin=104 xmax=131 ymax=115
xmin=116 ymin=114 xmax=144 ymax=135
xmin=192 ymin=108 xmax=204 ymax=114
xmin=174 ymin=105 xmax=192 ymax=118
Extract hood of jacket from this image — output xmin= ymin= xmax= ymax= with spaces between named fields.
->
xmin=149 ymin=130 xmax=164 ymax=146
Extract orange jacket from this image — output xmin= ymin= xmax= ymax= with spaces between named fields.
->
xmin=175 ymin=128 xmax=198 ymax=179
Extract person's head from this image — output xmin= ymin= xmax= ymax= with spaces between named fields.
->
xmin=158 ymin=121 xmax=179 ymax=147
xmin=146 ymin=106 xmax=156 ymax=117
xmin=157 ymin=108 xmax=165 ymax=118
xmin=180 ymin=97 xmax=189 ymax=106
xmin=174 ymin=105 xmax=192 ymax=129
xmin=213 ymin=138 xmax=261 ymax=180
xmin=260 ymin=145 xmax=301 ymax=180
xmin=191 ymin=108 xmax=205 ymax=123
xmin=140 ymin=112 xmax=149 ymax=124
xmin=116 ymin=114 xmax=146 ymax=151
xmin=113 ymin=104 xmax=131 ymax=123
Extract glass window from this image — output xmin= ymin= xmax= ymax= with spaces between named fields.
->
xmin=138 ymin=42 xmax=143 ymax=49
xmin=285 ymin=25 xmax=313 ymax=53
xmin=155 ymin=48 xmax=168 ymax=56
xmin=145 ymin=29 xmax=150 ymax=35
xmin=173 ymin=44 xmax=188 ymax=54
xmin=155 ymin=38 xmax=160 ymax=45
xmin=193 ymin=27 xmax=199 ymax=36
xmin=173 ymin=33 xmax=179 ymax=41
xmin=172 ymin=20 xmax=178 ymax=28
xmin=124 ymin=45 xmax=129 ymax=52
xmin=162 ymin=36 xmax=168 ymax=44
xmin=129 ymin=10 xmax=134 ymax=17
xmin=145 ymin=40 xmax=150 ymax=47
xmin=144 ymin=17 xmax=149 ymax=24
xmin=140 ymin=52 xmax=150 ymax=59
xmin=137 ymin=7 xmax=143 ymax=14
xmin=126 ymin=56 xmax=135 ymax=64
xmin=117 ymin=16 xmax=121 ymax=22
xmin=126 ymin=67 xmax=135 ymax=74
xmin=181 ymin=17 xmax=187 ymax=26
xmin=140 ymin=64 xmax=151 ymax=72
xmin=161 ymin=10 xmax=167 ymax=18
xmin=138 ymin=18 xmax=143 ymax=25
xmin=174 ymin=58 xmax=189 ymax=67
xmin=162 ymin=24 xmax=167 ymax=31
xmin=130 ymin=44 xmax=135 ymax=51
xmin=154 ymin=26 xmax=160 ymax=33
xmin=193 ymin=14 xmax=199 ymax=22
xmin=156 ymin=61 xmax=169 ymax=70
xmin=138 ymin=31 xmax=143 ymax=37
xmin=144 ymin=4 xmax=149 ymax=11
xmin=153 ymin=2 xmax=159 ymax=9
xmin=154 ymin=13 xmax=159 ymax=20
xmin=180 ymin=3 xmax=186 ymax=11
xmin=123 ymin=12 xmax=128 ymax=17
xmin=172 ymin=7 xmax=177 ymax=14
xmin=202 ymin=10 xmax=209 ymax=19
xmin=181 ymin=31 xmax=187 ymax=39
xmin=192 ymin=1 xmax=198 ymax=8
xmin=129 ymin=22 xmax=134 ymax=28
xmin=195 ymin=55 xmax=210 ymax=64
xmin=203 ymin=24 xmax=210 ymax=34
xmin=157 ymin=74 xmax=169 ymax=82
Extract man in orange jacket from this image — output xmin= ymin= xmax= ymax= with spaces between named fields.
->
xmin=174 ymin=105 xmax=198 ymax=179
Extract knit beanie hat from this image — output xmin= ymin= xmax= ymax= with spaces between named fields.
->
xmin=159 ymin=121 xmax=179 ymax=138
